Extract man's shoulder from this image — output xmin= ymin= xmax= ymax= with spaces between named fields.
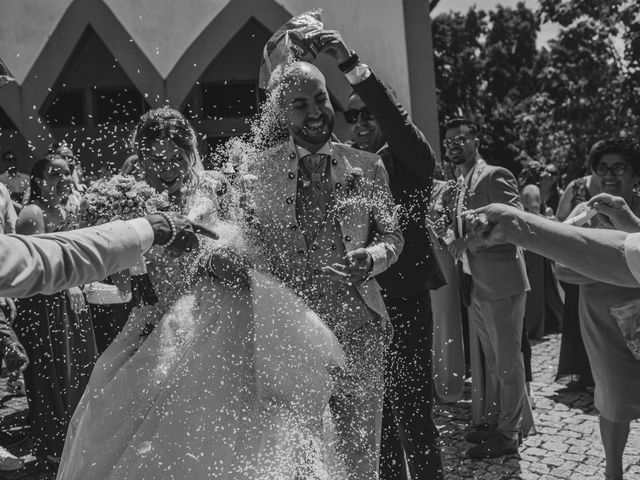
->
xmin=261 ymin=142 xmax=289 ymax=159
xmin=479 ymin=163 xmax=517 ymax=182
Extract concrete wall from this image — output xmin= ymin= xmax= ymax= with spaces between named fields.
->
xmin=0 ymin=0 xmax=440 ymax=170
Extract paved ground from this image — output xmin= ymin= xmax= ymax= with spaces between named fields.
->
xmin=0 ymin=334 xmax=638 ymax=479
xmin=435 ymin=335 xmax=640 ymax=479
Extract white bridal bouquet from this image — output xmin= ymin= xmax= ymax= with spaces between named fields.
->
xmin=74 ymin=175 xmax=172 ymax=304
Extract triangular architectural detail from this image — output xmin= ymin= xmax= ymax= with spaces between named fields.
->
xmin=22 ymin=0 xmax=163 ymax=114
xmin=166 ymin=0 xmax=292 ymax=106
xmin=40 ymin=26 xmax=149 ymax=127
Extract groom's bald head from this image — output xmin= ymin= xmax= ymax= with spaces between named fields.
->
xmin=271 ymin=61 xmax=334 ymax=150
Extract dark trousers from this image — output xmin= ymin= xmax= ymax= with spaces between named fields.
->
xmin=380 ymin=293 xmax=445 ymax=480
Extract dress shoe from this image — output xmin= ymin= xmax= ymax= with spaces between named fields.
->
xmin=466 ymin=432 xmax=519 ymax=459
xmin=463 ymin=424 xmax=498 ymax=444
xmin=0 ymin=446 xmax=24 ymax=471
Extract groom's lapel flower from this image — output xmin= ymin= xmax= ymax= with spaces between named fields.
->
xmin=344 ymin=159 xmax=364 ymax=195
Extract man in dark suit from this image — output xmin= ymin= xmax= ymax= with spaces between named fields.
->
xmin=443 ymin=118 xmax=533 ymax=458
xmin=317 ymin=30 xmax=447 ymax=480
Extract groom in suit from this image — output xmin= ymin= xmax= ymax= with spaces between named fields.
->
xmin=443 ymin=118 xmax=533 ymax=458
xmin=248 ymin=61 xmax=403 ymax=479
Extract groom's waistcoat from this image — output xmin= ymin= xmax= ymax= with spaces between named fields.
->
xmin=250 ymin=140 xmax=403 ymax=334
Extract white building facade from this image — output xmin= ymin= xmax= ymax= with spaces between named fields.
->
xmin=0 ymin=0 xmax=439 ymax=172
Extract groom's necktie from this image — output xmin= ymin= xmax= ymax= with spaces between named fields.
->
xmin=302 ymin=153 xmax=328 ymax=183
xmin=297 ymin=153 xmax=331 ymax=245
xmin=301 ymin=153 xmax=330 ymax=208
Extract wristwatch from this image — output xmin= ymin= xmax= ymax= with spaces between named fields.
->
xmin=338 ymin=50 xmax=360 ymax=73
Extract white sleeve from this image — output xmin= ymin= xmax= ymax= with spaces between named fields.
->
xmin=624 ymin=232 xmax=640 ymax=284
xmin=126 ymin=218 xmax=155 ymax=253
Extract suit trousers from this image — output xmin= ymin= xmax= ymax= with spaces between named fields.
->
xmin=468 ymin=291 xmax=532 ymax=439
xmin=380 ymin=293 xmax=445 ymax=480
xmin=330 ymin=320 xmax=389 ymax=480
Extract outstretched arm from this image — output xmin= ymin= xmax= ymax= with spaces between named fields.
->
xmin=0 ymin=220 xmax=151 ymax=297
xmin=466 ymin=203 xmax=638 ymax=287
xmin=0 ymin=215 xmax=210 ymax=298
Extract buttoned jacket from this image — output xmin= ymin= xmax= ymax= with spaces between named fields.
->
xmin=250 ymin=140 xmax=404 ymax=320
xmin=456 ymin=160 xmax=530 ymax=301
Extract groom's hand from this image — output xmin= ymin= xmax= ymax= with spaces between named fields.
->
xmin=321 ymin=248 xmax=373 ymax=283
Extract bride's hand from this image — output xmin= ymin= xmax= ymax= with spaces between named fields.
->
xmin=204 ymin=248 xmax=250 ymax=288
xmin=66 ymin=287 xmax=86 ymax=314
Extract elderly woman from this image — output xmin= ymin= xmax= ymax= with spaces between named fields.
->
xmin=556 ymin=136 xmax=640 ymax=480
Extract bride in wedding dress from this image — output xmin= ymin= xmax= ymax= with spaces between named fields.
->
xmin=57 ymin=107 xmax=346 ymax=480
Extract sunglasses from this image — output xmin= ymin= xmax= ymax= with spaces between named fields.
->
xmin=595 ymin=163 xmax=629 ymax=176
xmin=344 ymin=107 xmax=375 ymax=124
xmin=443 ymin=135 xmax=469 ymax=149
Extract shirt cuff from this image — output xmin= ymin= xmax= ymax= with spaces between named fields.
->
xmin=624 ymin=232 xmax=640 ymax=284
xmin=345 ymin=64 xmax=372 ymax=85
xmin=127 ymin=218 xmax=155 ymax=253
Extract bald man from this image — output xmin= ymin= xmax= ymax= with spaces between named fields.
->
xmin=250 ymin=61 xmax=403 ymax=479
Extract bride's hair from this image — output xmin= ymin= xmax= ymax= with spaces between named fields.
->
xmin=131 ymin=106 xmax=204 ymax=202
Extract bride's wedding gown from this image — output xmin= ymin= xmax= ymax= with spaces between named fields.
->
xmin=57 ymin=199 xmax=346 ymax=479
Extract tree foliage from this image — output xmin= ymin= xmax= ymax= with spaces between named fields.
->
xmin=432 ymin=0 xmax=640 ymax=179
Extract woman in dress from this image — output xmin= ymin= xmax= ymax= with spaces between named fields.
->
xmin=555 ymin=170 xmax=601 ymax=387
xmin=428 ymin=178 xmax=466 ymax=403
xmin=556 ymin=136 xmax=640 ymax=480
xmin=57 ymin=107 xmax=346 ymax=480
xmin=518 ymin=162 xmax=564 ymax=340
xmin=13 ymin=155 xmax=99 ymax=465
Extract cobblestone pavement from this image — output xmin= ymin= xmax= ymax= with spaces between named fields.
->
xmin=0 ymin=334 xmax=639 ymax=479
xmin=435 ymin=335 xmax=640 ymax=479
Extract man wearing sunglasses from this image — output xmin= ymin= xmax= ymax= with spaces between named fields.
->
xmin=314 ymin=29 xmax=447 ymax=480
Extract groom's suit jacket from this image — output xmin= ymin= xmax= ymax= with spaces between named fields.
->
xmin=251 ymin=140 xmax=404 ymax=321
xmin=457 ymin=160 xmax=530 ymax=301
xmin=0 ymin=220 xmax=150 ymax=298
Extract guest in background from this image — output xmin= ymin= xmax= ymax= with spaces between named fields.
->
xmin=0 ymin=150 xmax=30 ymax=213
xmin=0 ymin=182 xmax=16 ymax=234
xmin=13 ymin=155 xmax=98 ymax=466
xmin=0 ymin=181 xmax=26 ymax=471
xmin=48 ymin=142 xmax=85 ymax=213
xmin=555 ymin=136 xmax=640 ymax=480
xmin=428 ymin=178 xmax=466 ymax=404
xmin=554 ymin=170 xmax=601 ymax=388
xmin=0 ymin=182 xmax=21 ymax=392
xmin=520 ymin=184 xmax=563 ymax=339
xmin=539 ymin=163 xmax=563 ymax=215
xmin=316 ymin=30 xmax=446 ymax=479
xmin=442 ymin=118 xmax=533 ymax=458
